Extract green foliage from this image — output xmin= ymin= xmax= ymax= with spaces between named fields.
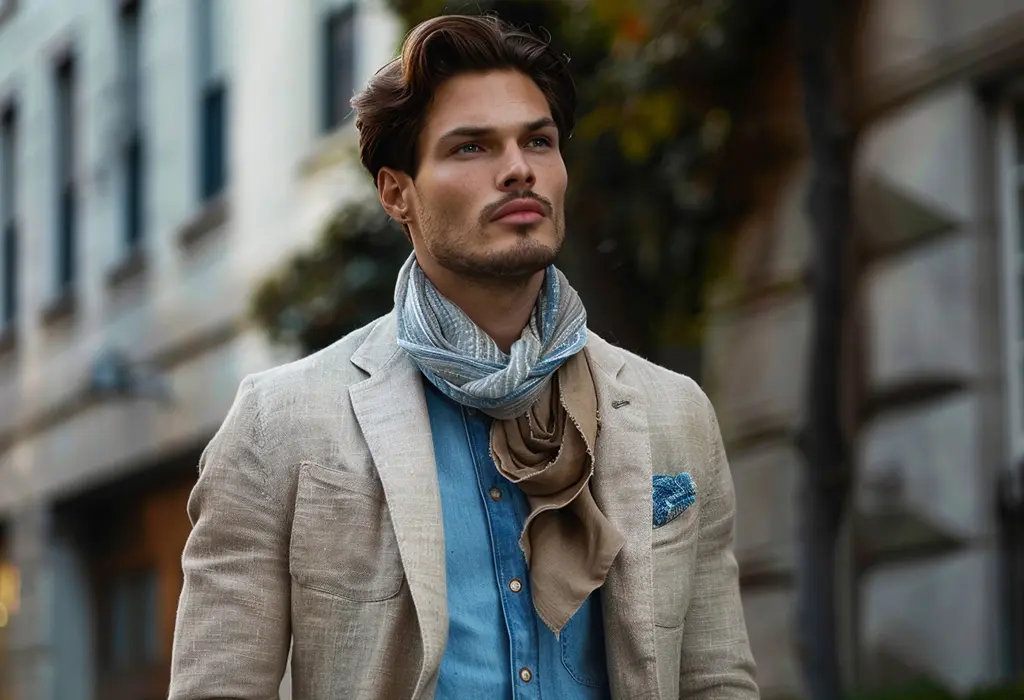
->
xmin=250 ymin=201 xmax=410 ymax=354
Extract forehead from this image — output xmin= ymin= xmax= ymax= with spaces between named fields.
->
xmin=421 ymin=70 xmax=554 ymax=142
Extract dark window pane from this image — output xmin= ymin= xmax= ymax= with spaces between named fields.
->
xmin=124 ymin=133 xmax=144 ymax=247
xmin=322 ymin=7 xmax=355 ymax=132
xmin=58 ymin=184 xmax=75 ymax=293
xmin=1 ymin=104 xmax=14 ymax=222
xmin=120 ymin=3 xmax=145 ymax=248
xmin=1015 ymin=101 xmax=1024 ymax=165
xmin=108 ymin=578 xmax=133 ymax=669
xmin=104 ymin=569 xmax=160 ymax=671
xmin=2 ymin=222 xmax=16 ymax=326
xmin=137 ymin=570 xmax=159 ymax=662
xmin=55 ymin=57 xmax=75 ymax=184
xmin=1 ymin=104 xmax=15 ymax=326
xmin=200 ymin=83 xmax=227 ymax=200
xmin=54 ymin=55 xmax=76 ymax=295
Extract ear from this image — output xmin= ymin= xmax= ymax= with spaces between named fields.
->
xmin=377 ymin=167 xmax=413 ymax=225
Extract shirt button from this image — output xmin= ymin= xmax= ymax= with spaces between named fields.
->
xmin=509 ymin=578 xmax=522 ymax=593
xmin=489 ymin=487 xmax=502 ymax=501
xmin=519 ymin=667 xmax=533 ymax=683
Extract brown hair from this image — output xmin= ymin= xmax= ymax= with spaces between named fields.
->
xmin=350 ymin=14 xmax=575 ymax=184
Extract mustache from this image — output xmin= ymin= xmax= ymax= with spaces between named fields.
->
xmin=480 ymin=191 xmax=554 ymax=223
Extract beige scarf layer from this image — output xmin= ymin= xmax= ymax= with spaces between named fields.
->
xmin=490 ymin=349 xmax=625 ymax=635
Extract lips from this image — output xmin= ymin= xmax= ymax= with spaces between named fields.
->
xmin=491 ymin=198 xmax=547 ymax=224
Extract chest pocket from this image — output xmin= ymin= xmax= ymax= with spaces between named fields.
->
xmin=560 ymin=593 xmax=610 ymax=688
xmin=652 ymin=502 xmax=700 ymax=629
xmin=289 ymin=463 xmax=405 ymax=602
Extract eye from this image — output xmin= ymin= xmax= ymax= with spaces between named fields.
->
xmin=527 ymin=136 xmax=553 ymax=149
xmin=455 ymin=143 xmax=482 ymax=154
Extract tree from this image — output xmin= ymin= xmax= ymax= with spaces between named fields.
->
xmin=251 ymin=200 xmax=409 ymax=354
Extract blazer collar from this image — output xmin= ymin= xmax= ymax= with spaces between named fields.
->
xmin=349 ymin=312 xmax=448 ymax=698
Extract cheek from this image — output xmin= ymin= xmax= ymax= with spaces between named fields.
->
xmin=430 ymin=179 xmax=486 ymax=224
xmin=542 ymin=160 xmax=568 ymax=206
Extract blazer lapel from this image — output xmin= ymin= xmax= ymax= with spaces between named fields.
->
xmin=349 ymin=315 xmax=448 ymax=699
xmin=587 ymin=336 xmax=660 ymax=699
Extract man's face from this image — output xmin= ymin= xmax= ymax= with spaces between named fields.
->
xmin=396 ymin=70 xmax=567 ymax=281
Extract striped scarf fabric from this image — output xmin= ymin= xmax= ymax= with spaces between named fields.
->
xmin=394 ymin=253 xmax=588 ymax=419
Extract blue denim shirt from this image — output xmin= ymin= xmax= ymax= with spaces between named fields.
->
xmin=423 ymin=379 xmax=611 ymax=699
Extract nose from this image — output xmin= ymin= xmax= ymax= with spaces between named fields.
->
xmin=496 ymin=145 xmax=536 ymax=192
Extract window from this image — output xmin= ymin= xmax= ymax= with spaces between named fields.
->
xmin=54 ymin=53 xmax=77 ymax=298
xmin=119 ymin=0 xmax=145 ymax=250
xmin=197 ymin=0 xmax=228 ymax=201
xmin=103 ymin=569 xmax=159 ymax=671
xmin=321 ymin=4 xmax=356 ymax=132
xmin=1 ymin=102 xmax=16 ymax=333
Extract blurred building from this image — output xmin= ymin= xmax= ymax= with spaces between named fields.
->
xmin=3 ymin=0 xmax=1024 ymax=700
xmin=708 ymin=0 xmax=1024 ymax=696
xmin=0 ymin=1 xmax=397 ymax=698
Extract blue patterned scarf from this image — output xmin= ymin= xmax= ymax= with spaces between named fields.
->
xmin=393 ymin=253 xmax=588 ymax=419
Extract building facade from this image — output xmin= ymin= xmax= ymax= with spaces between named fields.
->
xmin=0 ymin=1 xmax=397 ymax=698
xmin=708 ymin=0 xmax=1024 ymax=695
xmin=3 ymin=1 xmax=1024 ymax=699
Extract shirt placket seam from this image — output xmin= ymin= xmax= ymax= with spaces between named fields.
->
xmin=465 ymin=410 xmax=541 ymax=700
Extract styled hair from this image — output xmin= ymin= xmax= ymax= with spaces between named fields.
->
xmin=350 ymin=14 xmax=575 ymax=184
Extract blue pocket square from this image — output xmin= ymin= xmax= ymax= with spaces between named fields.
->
xmin=652 ymin=473 xmax=697 ymax=528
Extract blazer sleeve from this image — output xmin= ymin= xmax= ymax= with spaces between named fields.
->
xmin=678 ymin=391 xmax=760 ymax=699
xmin=169 ymin=376 xmax=292 ymax=700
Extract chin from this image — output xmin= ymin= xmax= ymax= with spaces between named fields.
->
xmin=439 ymin=239 xmax=558 ymax=280
xmin=485 ymin=238 xmax=560 ymax=278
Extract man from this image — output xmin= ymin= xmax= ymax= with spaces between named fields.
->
xmin=170 ymin=14 xmax=757 ymax=700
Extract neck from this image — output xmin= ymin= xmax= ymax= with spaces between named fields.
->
xmin=420 ymin=263 xmax=545 ymax=354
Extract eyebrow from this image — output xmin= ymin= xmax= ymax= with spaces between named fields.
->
xmin=438 ymin=117 xmax=558 ymax=142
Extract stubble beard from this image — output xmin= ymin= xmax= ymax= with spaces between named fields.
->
xmin=426 ymin=213 xmax=565 ymax=283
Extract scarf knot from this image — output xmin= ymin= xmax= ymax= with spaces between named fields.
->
xmin=394 ymin=253 xmax=587 ymax=419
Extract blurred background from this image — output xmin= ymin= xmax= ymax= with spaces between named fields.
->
xmin=1 ymin=0 xmax=1023 ymax=699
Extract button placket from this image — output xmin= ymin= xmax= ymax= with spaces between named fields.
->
xmin=466 ymin=412 xmax=542 ymax=698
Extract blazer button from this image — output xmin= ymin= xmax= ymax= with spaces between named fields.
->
xmin=489 ymin=487 xmax=502 ymax=501
xmin=509 ymin=578 xmax=523 ymax=593
xmin=519 ymin=667 xmax=533 ymax=683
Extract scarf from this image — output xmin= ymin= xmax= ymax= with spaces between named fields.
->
xmin=394 ymin=253 xmax=587 ymax=419
xmin=394 ymin=253 xmax=625 ymax=633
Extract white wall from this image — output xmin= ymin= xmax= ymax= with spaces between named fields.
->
xmin=0 ymin=0 xmax=401 ymax=511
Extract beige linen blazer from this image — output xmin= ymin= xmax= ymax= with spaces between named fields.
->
xmin=169 ymin=313 xmax=758 ymax=700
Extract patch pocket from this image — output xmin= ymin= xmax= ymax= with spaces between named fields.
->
xmin=289 ymin=463 xmax=405 ymax=602
xmin=653 ymin=496 xmax=700 ymax=629
xmin=652 ymin=472 xmax=696 ymax=528
xmin=559 ymin=594 xmax=610 ymax=688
